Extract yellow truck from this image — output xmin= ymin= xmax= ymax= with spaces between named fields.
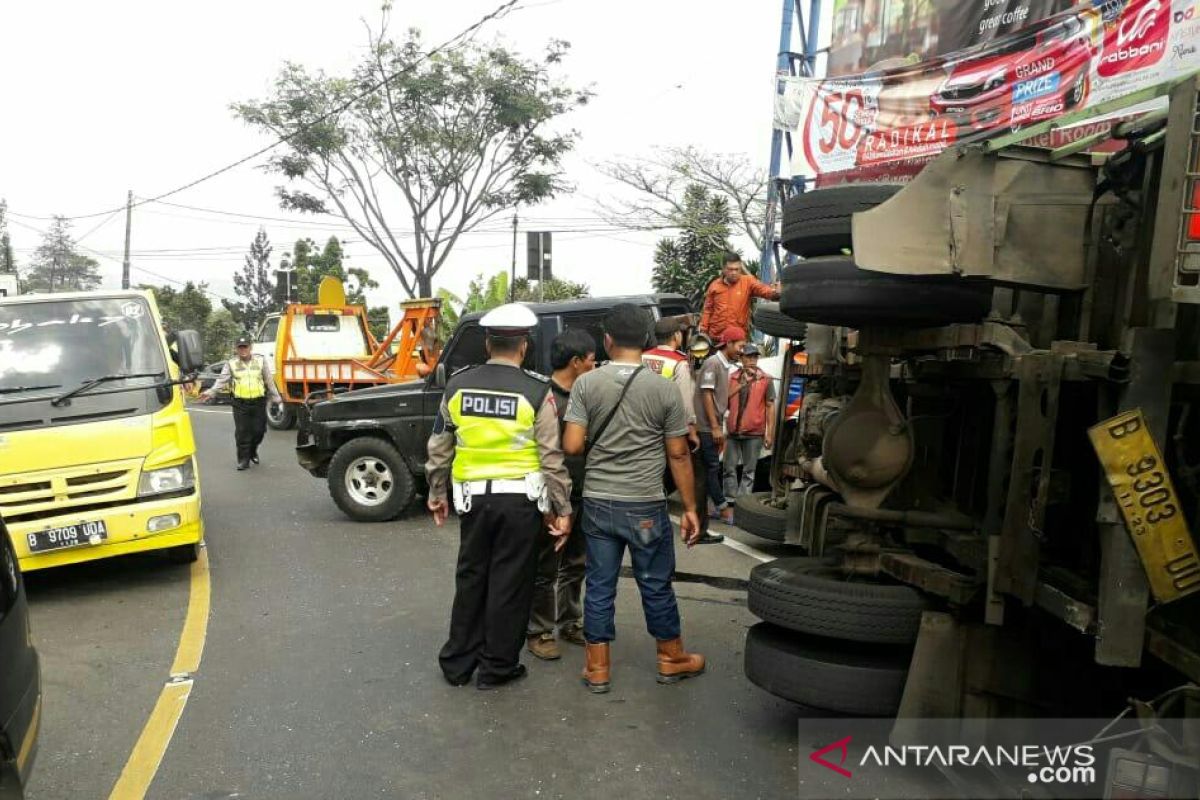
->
xmin=0 ymin=289 xmax=205 ymax=571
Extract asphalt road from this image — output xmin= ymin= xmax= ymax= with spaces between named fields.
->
xmin=21 ymin=405 xmax=818 ymax=799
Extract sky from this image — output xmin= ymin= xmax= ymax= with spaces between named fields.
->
xmin=0 ymin=0 xmax=828 ymax=318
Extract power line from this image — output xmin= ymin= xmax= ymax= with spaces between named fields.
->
xmin=5 ymin=0 xmax=525 ymax=223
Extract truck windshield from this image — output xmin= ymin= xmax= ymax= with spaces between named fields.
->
xmin=0 ymin=297 xmax=168 ymax=400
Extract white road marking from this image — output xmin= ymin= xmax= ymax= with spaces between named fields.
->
xmin=186 ymin=407 xmax=231 ymax=414
xmin=669 ymin=514 xmax=774 ymax=563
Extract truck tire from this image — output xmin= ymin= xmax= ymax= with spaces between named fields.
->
xmin=752 ymin=302 xmax=806 ymax=340
xmin=780 ymin=256 xmax=993 ymax=328
xmin=328 ymin=437 xmax=415 ymax=522
xmin=164 ymin=542 xmax=200 ymax=564
xmin=748 ymin=558 xmax=930 ymax=644
xmin=781 ymin=184 xmax=903 ymax=257
xmin=744 ymin=623 xmax=910 ymax=715
xmin=733 ymin=492 xmax=788 ymax=542
xmin=266 ymin=401 xmax=297 ymax=431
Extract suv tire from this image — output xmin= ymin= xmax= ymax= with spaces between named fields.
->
xmin=748 ymin=558 xmax=929 ymax=644
xmin=328 ymin=437 xmax=415 ymax=522
xmin=780 ymin=256 xmax=993 ymax=328
xmin=781 ymin=183 xmax=903 ymax=257
xmin=744 ymin=623 xmax=910 ymax=715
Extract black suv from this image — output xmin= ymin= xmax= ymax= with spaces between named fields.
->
xmin=296 ymin=294 xmax=691 ymax=521
xmin=0 ymin=517 xmax=40 ymax=800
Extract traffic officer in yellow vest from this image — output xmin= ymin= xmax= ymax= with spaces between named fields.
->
xmin=202 ymin=334 xmax=283 ymax=470
xmin=425 ymin=303 xmax=573 ymax=690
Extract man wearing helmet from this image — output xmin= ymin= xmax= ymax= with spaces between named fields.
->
xmin=424 ymin=303 xmax=574 ymax=691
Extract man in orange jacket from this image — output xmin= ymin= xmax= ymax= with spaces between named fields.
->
xmin=698 ymin=253 xmax=780 ymax=340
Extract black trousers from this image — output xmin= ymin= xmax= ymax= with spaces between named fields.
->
xmin=232 ymin=397 xmax=267 ymax=462
xmin=439 ymin=493 xmax=543 ymax=683
xmin=527 ymin=505 xmax=585 ymax=636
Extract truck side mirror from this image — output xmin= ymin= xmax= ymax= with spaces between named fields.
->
xmin=433 ymin=362 xmax=447 ymax=389
xmin=172 ymin=330 xmax=204 ymax=374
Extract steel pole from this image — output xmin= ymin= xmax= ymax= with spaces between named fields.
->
xmin=759 ymin=0 xmax=798 ymax=284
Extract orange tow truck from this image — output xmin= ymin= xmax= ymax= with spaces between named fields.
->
xmin=254 ymin=277 xmax=441 ymax=430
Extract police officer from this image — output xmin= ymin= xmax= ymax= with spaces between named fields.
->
xmin=425 ymin=304 xmax=573 ymax=690
xmin=203 ymin=334 xmax=283 ymax=470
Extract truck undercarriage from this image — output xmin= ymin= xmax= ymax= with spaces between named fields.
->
xmin=745 ymin=76 xmax=1200 ymax=740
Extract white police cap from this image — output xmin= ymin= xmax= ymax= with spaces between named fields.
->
xmin=480 ymin=303 xmax=537 ymax=336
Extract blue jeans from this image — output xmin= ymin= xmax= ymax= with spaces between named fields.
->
xmin=582 ymin=498 xmax=681 ymax=644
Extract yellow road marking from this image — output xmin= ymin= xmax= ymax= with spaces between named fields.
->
xmin=171 ymin=547 xmax=211 ymax=676
xmin=109 ymin=546 xmax=211 ymax=800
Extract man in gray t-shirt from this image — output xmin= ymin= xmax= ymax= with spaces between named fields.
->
xmin=694 ymin=325 xmax=746 ymax=534
xmin=565 ymin=363 xmax=687 ymax=501
xmin=562 ymin=304 xmax=705 ymax=694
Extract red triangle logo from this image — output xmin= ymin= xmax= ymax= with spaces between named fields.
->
xmin=810 ymin=735 xmax=853 ymax=778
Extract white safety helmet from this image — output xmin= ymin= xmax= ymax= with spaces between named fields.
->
xmin=480 ymin=303 xmax=537 ymax=337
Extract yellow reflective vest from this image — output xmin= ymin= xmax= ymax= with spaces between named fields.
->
xmin=228 ymin=356 xmax=267 ymax=400
xmin=445 ymin=364 xmax=547 ymax=482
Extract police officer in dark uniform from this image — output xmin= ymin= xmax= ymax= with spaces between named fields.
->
xmin=425 ymin=304 xmax=573 ymax=690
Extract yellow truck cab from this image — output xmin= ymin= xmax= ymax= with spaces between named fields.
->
xmin=0 ymin=289 xmax=205 ymax=571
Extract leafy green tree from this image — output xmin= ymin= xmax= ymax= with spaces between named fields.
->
xmin=435 ymin=271 xmax=589 ymax=344
xmin=0 ymin=200 xmax=15 ymax=276
xmin=232 ymin=14 xmax=591 ymax=297
xmin=651 ymin=185 xmax=737 ymax=305
xmin=512 ymin=276 xmax=589 ymax=303
xmin=143 ymin=283 xmax=242 ymax=363
xmin=204 ymin=309 xmax=241 ymax=363
xmin=22 ymin=216 xmax=101 ymax=293
xmin=224 ymin=228 xmax=278 ymax=332
xmin=145 ymin=281 xmax=213 ymax=334
xmin=288 ymin=236 xmax=389 ymax=339
xmin=288 ymin=237 xmax=377 ymax=304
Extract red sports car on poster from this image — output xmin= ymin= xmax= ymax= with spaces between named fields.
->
xmin=930 ymin=12 xmax=1099 ymax=133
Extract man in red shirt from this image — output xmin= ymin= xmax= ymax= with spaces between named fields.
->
xmin=698 ymin=253 xmax=780 ymax=340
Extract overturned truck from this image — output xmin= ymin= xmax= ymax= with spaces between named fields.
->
xmin=741 ymin=76 xmax=1200 ymax=743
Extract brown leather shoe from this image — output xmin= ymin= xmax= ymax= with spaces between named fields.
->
xmin=656 ymin=637 xmax=705 ymax=684
xmin=559 ymin=624 xmax=586 ymax=646
xmin=581 ymin=642 xmax=610 ymax=693
xmin=527 ymin=633 xmax=560 ymax=661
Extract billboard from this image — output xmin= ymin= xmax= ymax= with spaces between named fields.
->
xmin=779 ymin=0 xmax=1197 ymax=184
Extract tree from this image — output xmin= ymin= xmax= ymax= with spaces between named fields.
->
xmin=22 ymin=216 xmax=101 ymax=293
xmin=512 ymin=276 xmax=589 ymax=302
xmin=288 ymin=236 xmax=377 ymax=305
xmin=0 ymin=200 xmax=15 ymax=276
xmin=597 ymin=146 xmax=768 ymax=252
xmin=232 ymin=14 xmax=591 ymax=297
xmin=288 ymin=236 xmax=389 ymax=339
xmin=437 ymin=271 xmax=510 ymax=332
xmin=435 ymin=270 xmax=588 ymax=337
xmin=204 ymin=309 xmax=241 ymax=363
xmin=142 ymin=282 xmax=243 ymax=363
xmin=650 ymin=185 xmax=739 ymax=305
xmin=224 ymin=228 xmax=277 ymax=332
xmin=145 ymin=281 xmax=212 ymax=335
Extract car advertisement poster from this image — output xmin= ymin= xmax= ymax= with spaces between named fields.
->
xmin=778 ymin=0 xmax=1198 ymax=184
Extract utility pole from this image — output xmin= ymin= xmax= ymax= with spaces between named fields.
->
xmin=121 ymin=189 xmax=133 ymax=289
xmin=509 ymin=210 xmax=518 ymax=302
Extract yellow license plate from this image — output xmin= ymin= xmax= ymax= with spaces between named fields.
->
xmin=1089 ymin=410 xmax=1200 ymax=604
